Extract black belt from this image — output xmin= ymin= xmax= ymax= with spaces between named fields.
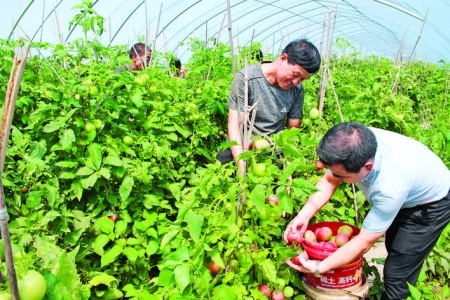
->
xmin=419 ymin=189 xmax=450 ymax=207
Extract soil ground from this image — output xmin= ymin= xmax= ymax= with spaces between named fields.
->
xmin=363 ymin=237 xmax=387 ymax=286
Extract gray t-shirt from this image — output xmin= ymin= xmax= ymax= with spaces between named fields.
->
xmin=228 ymin=62 xmax=304 ymax=135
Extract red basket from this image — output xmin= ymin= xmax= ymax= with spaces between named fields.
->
xmin=302 ymin=222 xmax=363 ymax=290
xmin=302 ymin=221 xmax=360 ymax=260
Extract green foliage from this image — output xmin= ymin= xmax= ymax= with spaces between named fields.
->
xmin=0 ymin=33 xmax=448 ymax=299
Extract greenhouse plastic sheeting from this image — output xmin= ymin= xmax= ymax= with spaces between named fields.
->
xmin=1 ymin=0 xmax=449 ymax=64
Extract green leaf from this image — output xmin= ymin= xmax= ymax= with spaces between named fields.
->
xmin=71 ymin=179 xmax=83 ymax=200
xmin=158 ymin=268 xmax=175 ymax=287
xmin=86 ymin=143 xmax=103 ymax=170
xmin=114 ymin=220 xmax=127 ymax=236
xmin=59 ymin=171 xmax=77 ymax=179
xmin=28 ymin=140 xmax=47 ymax=159
xmin=76 ymin=166 xmax=95 ymax=176
xmin=81 ymin=172 xmax=98 ymax=189
xmin=101 ymin=244 xmax=123 ymax=267
xmin=259 ymin=259 xmax=277 ymax=283
xmin=60 ymin=128 xmax=76 ymax=150
xmin=123 ymin=247 xmax=138 ymax=262
xmin=131 ymin=91 xmax=143 ymax=108
xmin=40 ymin=211 xmax=61 ymax=226
xmin=184 ymin=210 xmax=204 ymax=243
xmin=98 ymin=167 xmax=111 ymax=179
xmin=94 ymin=234 xmax=111 ymax=255
xmin=160 ymin=228 xmax=180 ymax=250
xmin=212 ymin=284 xmax=238 ymax=300
xmin=278 ymin=190 xmax=293 ymax=214
xmin=98 ymin=217 xmax=115 ymax=234
xmin=88 ymin=273 xmax=117 ymax=288
xmin=174 ymin=263 xmax=190 ymax=293
xmin=250 ymin=185 xmax=266 ymax=211
xmin=54 ymin=251 xmax=85 ymax=299
xmin=119 ymin=176 xmax=134 ymax=201
xmin=26 ymin=191 xmax=42 ymax=207
xmin=146 ymin=240 xmax=159 ymax=256
xmin=104 ymin=155 xmax=122 ymax=166
xmin=54 ymin=161 xmax=78 ymax=168
xmin=43 ymin=120 xmax=65 ymax=133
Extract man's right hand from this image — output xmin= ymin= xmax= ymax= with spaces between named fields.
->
xmin=284 ymin=214 xmax=310 ymax=244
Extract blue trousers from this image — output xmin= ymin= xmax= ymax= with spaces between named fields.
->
xmin=382 ymin=190 xmax=450 ymax=299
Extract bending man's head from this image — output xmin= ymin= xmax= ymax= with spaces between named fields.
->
xmin=317 ymin=122 xmax=377 ymax=173
xmin=282 ymin=39 xmax=321 ymax=74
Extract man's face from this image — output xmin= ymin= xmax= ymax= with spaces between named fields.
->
xmin=277 ymin=53 xmax=312 ymax=90
xmin=326 ymin=162 xmax=373 ymax=184
xmin=133 ymin=50 xmax=151 ymax=70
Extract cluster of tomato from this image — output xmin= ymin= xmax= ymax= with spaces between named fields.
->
xmin=303 ymin=224 xmax=355 ymax=249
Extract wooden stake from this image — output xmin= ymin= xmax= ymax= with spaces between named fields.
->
xmin=150 ymin=3 xmax=163 ymax=67
xmin=0 ymin=38 xmax=30 ymax=300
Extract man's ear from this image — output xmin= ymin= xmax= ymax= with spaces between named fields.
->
xmin=364 ymin=161 xmax=374 ymax=172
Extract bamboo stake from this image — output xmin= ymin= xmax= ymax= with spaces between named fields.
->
xmin=0 ymin=39 xmax=30 ymax=300
xmin=150 ymin=3 xmax=163 ymax=67
xmin=144 ymin=0 xmax=148 ymax=47
xmin=406 ymin=8 xmax=428 ymax=65
xmin=205 ymin=14 xmax=226 ymax=81
xmin=18 ymin=26 xmax=65 ymax=85
xmin=40 ymin=0 xmax=46 ymax=43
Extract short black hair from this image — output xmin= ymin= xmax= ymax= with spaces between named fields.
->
xmin=282 ymin=39 xmax=321 ymax=74
xmin=317 ymin=122 xmax=377 ymax=173
xmin=129 ymin=43 xmax=151 ymax=59
xmin=174 ymin=59 xmax=181 ymax=69
xmin=252 ymin=49 xmax=263 ymax=61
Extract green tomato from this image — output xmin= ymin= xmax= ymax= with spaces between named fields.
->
xmin=229 ymin=259 xmax=240 ymax=272
xmin=236 ymin=217 xmax=243 ymax=228
xmin=94 ymin=119 xmax=103 ymax=130
xmin=18 ymin=270 xmax=46 ymax=300
xmin=277 ymin=278 xmax=286 ymax=289
xmin=123 ymin=135 xmax=133 ymax=146
xmin=253 ymin=163 xmax=266 ymax=177
xmin=309 ymin=108 xmax=320 ymax=120
xmin=302 ymin=118 xmax=312 ymax=127
xmin=78 ymin=85 xmax=89 ymax=97
xmin=84 ymin=122 xmax=96 ymax=133
xmin=89 ymin=86 xmax=99 ymax=97
xmin=283 ymin=286 xmax=294 ymax=298
xmin=259 ymin=208 xmax=271 ymax=221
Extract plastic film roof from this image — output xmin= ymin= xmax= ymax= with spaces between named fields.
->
xmin=2 ymin=0 xmax=449 ymax=64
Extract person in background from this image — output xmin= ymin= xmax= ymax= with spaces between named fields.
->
xmin=216 ymin=39 xmax=321 ymax=172
xmin=106 ymin=43 xmax=152 ymax=87
xmin=251 ymin=49 xmax=264 ymax=62
xmin=173 ymin=58 xmax=189 ymax=79
xmin=114 ymin=43 xmax=152 ymax=74
xmin=284 ymin=122 xmax=450 ymax=300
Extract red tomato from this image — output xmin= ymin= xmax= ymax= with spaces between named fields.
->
xmin=272 ymin=290 xmax=285 ymax=300
xmin=259 ymin=285 xmax=270 ymax=297
xmin=207 ymin=261 xmax=220 ymax=275
xmin=286 ymin=229 xmax=303 ymax=245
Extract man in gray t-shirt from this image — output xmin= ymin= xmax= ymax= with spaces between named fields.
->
xmin=217 ymin=39 xmax=321 ymax=169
